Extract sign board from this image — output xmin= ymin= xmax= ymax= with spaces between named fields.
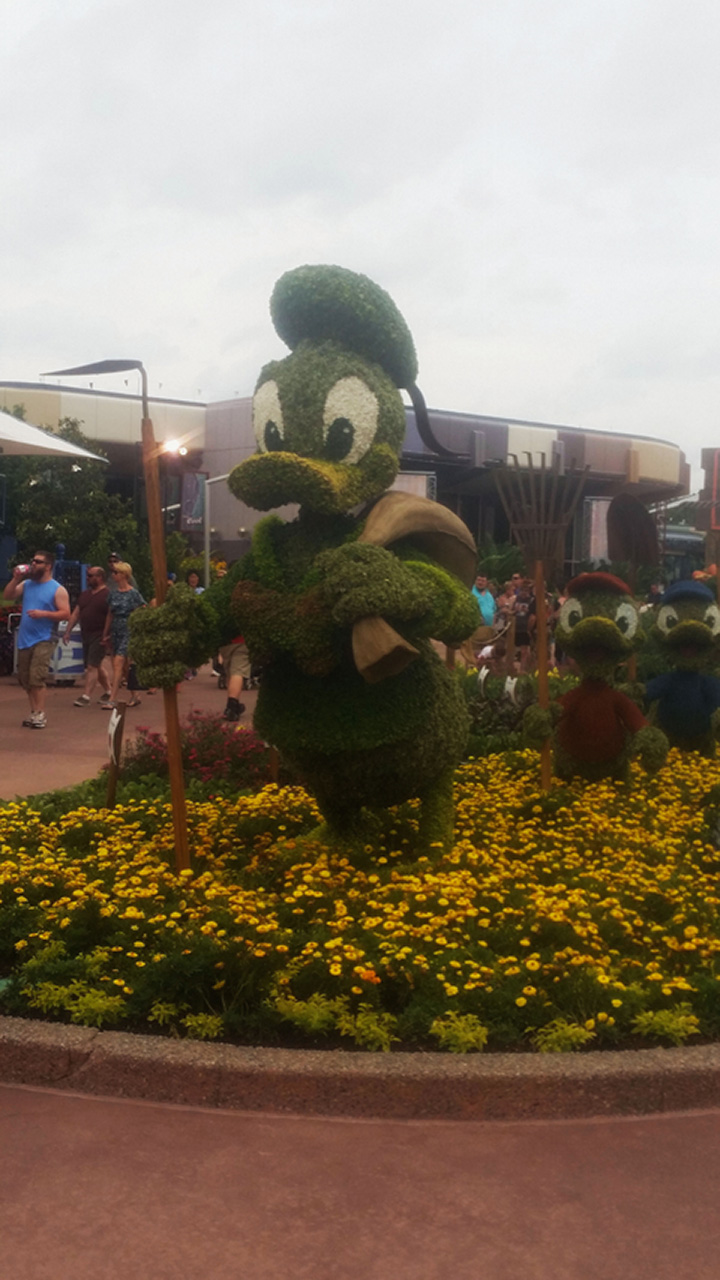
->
xmin=181 ymin=472 xmax=205 ymax=531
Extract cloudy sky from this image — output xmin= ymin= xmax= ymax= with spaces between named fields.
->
xmin=2 ymin=0 xmax=720 ymax=488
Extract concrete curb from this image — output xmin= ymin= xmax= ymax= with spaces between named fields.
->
xmin=3 ymin=1015 xmax=720 ymax=1120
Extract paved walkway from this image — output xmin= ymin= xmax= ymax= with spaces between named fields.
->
xmin=2 ymin=1083 xmax=720 ymax=1279
xmin=0 ymin=667 xmax=257 ymax=800
xmin=2 ymin=671 xmax=718 ymax=1278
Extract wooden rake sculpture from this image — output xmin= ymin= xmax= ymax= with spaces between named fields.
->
xmin=492 ymin=451 xmax=588 ymax=789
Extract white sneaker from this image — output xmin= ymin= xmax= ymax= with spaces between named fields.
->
xmin=29 ymin=712 xmax=47 ymax=729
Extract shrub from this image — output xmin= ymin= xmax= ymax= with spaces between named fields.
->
xmin=429 ymin=1012 xmax=489 ymax=1053
xmin=632 ymin=1003 xmax=701 ymax=1047
xmin=532 ymin=1018 xmax=597 ymax=1053
xmin=122 ymin=711 xmax=269 ymax=791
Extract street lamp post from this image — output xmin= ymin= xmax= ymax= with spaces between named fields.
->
xmin=44 ymin=359 xmax=191 ymax=871
xmin=203 ymin=472 xmax=230 ymax=589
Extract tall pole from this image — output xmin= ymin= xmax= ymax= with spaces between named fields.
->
xmin=534 ymin=559 xmax=552 ymax=791
xmin=138 ymin=368 xmax=191 ymax=871
xmin=203 ymin=472 xmax=230 ymax=589
xmin=44 ymin=358 xmax=191 ymax=873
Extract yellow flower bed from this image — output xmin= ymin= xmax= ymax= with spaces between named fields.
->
xmin=2 ymin=749 xmax=720 ymax=1051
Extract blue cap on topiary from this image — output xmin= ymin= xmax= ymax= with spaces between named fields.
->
xmin=663 ymin=579 xmax=715 ymax=605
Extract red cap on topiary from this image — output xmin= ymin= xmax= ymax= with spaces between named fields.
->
xmin=566 ymin=571 xmax=631 ymax=596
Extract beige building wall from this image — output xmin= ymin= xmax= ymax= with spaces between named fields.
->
xmin=0 ymin=385 xmax=205 ymax=451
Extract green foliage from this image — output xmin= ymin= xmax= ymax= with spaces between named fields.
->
xmin=272 ymin=992 xmax=345 ymax=1036
xmin=270 ymin=264 xmax=418 ymax=388
xmin=130 ymin=585 xmax=220 ymax=688
xmin=22 ymin=978 xmax=127 ymax=1028
xmin=476 ymin=539 xmax=526 ymax=585
xmin=429 ymin=1012 xmax=489 ymax=1053
xmin=7 ymin=418 xmax=143 ymax=572
xmin=165 ymin=531 xmax=191 ymax=577
xmin=630 ymin=726 xmax=669 ymax=773
xmin=533 ymin=1018 xmax=597 ymax=1053
xmin=148 ymin=1000 xmax=181 ymax=1027
xmin=632 ymin=1003 xmax=701 ymax=1046
xmin=181 ymin=1013 xmax=224 ymax=1040
xmin=336 ymin=1002 xmax=399 ymax=1052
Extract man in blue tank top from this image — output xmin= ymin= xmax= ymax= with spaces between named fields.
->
xmin=3 ymin=550 xmax=70 ymax=728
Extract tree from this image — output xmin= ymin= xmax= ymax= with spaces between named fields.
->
xmin=10 ymin=418 xmax=153 ymax=591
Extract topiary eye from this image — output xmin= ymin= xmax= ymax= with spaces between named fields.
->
xmin=558 ymin=598 xmax=583 ymax=630
xmin=614 ymin=601 xmax=638 ymax=639
xmin=322 ymin=377 xmax=379 ymax=465
xmin=704 ymin=604 xmax=720 ymax=636
xmin=657 ymin=605 xmax=679 ymax=635
xmin=253 ymin=380 xmax=285 ymax=453
xmin=264 ymin=421 xmax=284 ymax=451
xmin=324 ymin=416 xmax=355 ymax=462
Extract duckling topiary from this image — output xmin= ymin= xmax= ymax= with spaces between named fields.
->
xmin=645 ymin=579 xmax=720 ymax=754
xmin=523 ymin=571 xmax=668 ymax=780
xmin=132 ymin=264 xmax=480 ymax=848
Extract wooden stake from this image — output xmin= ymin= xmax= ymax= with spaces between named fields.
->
xmin=534 ymin=559 xmax=552 ymax=791
xmin=141 ymin=415 xmax=191 ymax=872
xmin=106 ymin=702 xmax=127 ymax=809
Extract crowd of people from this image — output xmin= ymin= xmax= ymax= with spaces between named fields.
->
xmin=2 ymin=550 xmax=248 ymax=729
xmin=2 ymin=545 xmax=670 ymax=728
xmin=463 ymin=572 xmax=667 ymax=676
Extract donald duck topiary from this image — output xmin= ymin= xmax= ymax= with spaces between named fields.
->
xmin=523 ymin=571 xmax=668 ymax=781
xmin=132 ymin=265 xmax=480 ymax=848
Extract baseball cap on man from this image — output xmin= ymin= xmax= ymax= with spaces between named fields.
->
xmin=108 ymin=551 xmax=120 ymax=561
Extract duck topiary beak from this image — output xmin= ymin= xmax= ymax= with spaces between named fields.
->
xmin=565 ymin=616 xmax=633 ymax=659
xmin=665 ymin=619 xmax=716 ymax=655
xmin=228 ymin=446 xmax=398 ymax=514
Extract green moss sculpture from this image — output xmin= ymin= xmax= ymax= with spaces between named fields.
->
xmin=132 ymin=264 xmax=479 ymax=850
xmin=523 ymin=571 xmax=668 ymax=781
xmin=645 ymin=579 xmax=720 ymax=754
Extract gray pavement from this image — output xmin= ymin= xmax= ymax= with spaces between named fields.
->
xmin=0 ymin=667 xmax=257 ymax=800
xmin=2 ymin=669 xmax=718 ymax=1278
xmin=2 ymin=1083 xmax=720 ymax=1280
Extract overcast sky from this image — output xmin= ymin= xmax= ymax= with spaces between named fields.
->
xmin=2 ymin=0 xmax=719 ymax=489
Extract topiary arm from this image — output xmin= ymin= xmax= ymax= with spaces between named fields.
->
xmin=315 ymin=543 xmax=479 ymax=643
xmin=523 ymin=703 xmax=561 ymax=749
xmin=629 ymin=725 xmax=669 ymax=773
xmin=129 ymin=586 xmax=220 ymax=689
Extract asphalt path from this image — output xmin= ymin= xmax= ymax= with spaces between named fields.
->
xmin=0 ymin=666 xmax=257 ymax=800
xmin=2 ymin=1083 xmax=719 ymax=1280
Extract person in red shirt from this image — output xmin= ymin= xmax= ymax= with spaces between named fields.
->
xmin=63 ymin=566 xmax=112 ymax=706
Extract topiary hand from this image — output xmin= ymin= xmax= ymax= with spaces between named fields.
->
xmin=129 ymin=585 xmax=218 ymax=689
xmin=315 ymin=543 xmax=436 ymax=627
xmin=522 ymin=704 xmax=556 ymax=749
xmin=629 ymin=725 xmax=669 ymax=773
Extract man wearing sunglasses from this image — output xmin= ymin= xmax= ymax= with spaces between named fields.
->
xmin=3 ymin=551 xmax=70 ymax=728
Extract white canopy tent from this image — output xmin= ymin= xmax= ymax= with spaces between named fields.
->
xmin=0 ymin=411 xmax=107 ymax=461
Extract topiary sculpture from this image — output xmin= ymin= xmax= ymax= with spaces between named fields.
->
xmin=645 ymin=579 xmax=720 ymax=754
xmin=523 ymin=571 xmax=668 ymax=780
xmin=132 ymin=265 xmax=479 ymax=848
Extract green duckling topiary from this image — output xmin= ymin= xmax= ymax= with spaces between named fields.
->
xmin=645 ymin=579 xmax=720 ymax=754
xmin=523 ymin=571 xmax=668 ymax=780
xmin=132 ymin=265 xmax=480 ymax=848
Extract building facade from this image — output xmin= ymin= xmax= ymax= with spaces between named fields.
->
xmin=1 ymin=381 xmax=690 ymax=575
